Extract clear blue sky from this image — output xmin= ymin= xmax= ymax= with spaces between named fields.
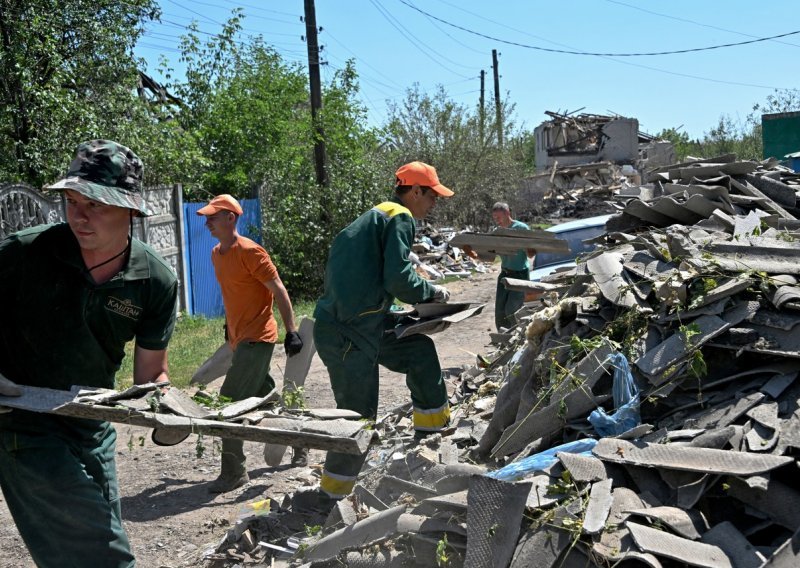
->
xmin=135 ymin=0 xmax=799 ymax=139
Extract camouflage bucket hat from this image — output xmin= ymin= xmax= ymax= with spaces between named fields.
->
xmin=45 ymin=139 xmax=152 ymax=216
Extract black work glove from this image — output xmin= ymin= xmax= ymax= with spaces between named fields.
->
xmin=284 ymin=331 xmax=303 ymax=357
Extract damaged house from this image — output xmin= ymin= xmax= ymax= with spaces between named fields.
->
xmin=519 ymin=111 xmax=676 ymax=219
xmin=533 ymin=110 xmax=641 ymax=170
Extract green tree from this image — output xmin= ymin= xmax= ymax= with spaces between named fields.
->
xmin=384 ymin=85 xmax=532 ymax=229
xmin=164 ymin=19 xmax=388 ymax=297
xmin=0 ymin=0 xmax=160 ymax=185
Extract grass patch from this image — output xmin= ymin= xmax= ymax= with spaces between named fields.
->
xmin=116 ymin=299 xmax=317 ymax=390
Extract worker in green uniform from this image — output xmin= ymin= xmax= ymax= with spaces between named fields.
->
xmin=313 ymin=161 xmax=454 ymax=500
xmin=0 ymin=140 xmax=178 ymax=568
xmin=492 ymin=201 xmax=535 ymax=331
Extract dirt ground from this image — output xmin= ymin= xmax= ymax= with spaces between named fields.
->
xmin=0 ymin=268 xmax=500 ymax=567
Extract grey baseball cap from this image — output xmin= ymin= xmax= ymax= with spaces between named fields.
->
xmin=45 ymin=139 xmax=152 ymax=216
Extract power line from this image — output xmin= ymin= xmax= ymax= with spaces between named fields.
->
xmin=399 ymin=0 xmax=800 ymax=57
xmin=215 ymin=0 xmax=297 ymax=21
xmin=157 ymin=5 xmax=301 ymax=39
xmin=369 ymin=0 xmax=473 ymax=77
xmin=138 ymin=41 xmax=183 ymax=54
xmin=163 ymin=0 xmax=224 ymax=27
xmin=603 ymin=0 xmax=800 ymax=49
xmin=425 ymin=0 xmax=792 ymax=90
xmin=324 ymin=31 xmax=405 ymax=91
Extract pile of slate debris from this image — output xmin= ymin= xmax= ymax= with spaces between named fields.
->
xmin=207 ymin=154 xmax=800 ymax=568
xmin=409 ymin=227 xmax=490 ymax=281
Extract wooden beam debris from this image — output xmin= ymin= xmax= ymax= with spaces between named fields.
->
xmin=0 ymin=383 xmax=372 ymax=456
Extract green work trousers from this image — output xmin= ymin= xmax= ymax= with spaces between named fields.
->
xmin=218 ymin=341 xmax=276 ymax=479
xmin=495 ymin=268 xmax=529 ymax=330
xmin=0 ymin=412 xmax=134 ymax=568
xmin=314 ymin=319 xmax=449 ymax=497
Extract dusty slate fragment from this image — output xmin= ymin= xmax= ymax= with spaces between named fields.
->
xmin=405 ymin=533 xmax=466 ymax=567
xmin=621 ymin=250 xmax=673 ymax=281
xmin=762 ymin=372 xmax=800 ymax=400
xmin=353 ymin=484 xmax=388 ymax=512
xmin=219 ymin=392 xmax=279 ymax=419
xmin=375 ymin=475 xmax=437 ymax=502
xmin=745 ymin=173 xmax=797 ymax=208
xmin=745 ymin=422 xmax=778 ymax=452
xmin=550 ymin=341 xmax=615 ymax=400
xmin=726 ymin=477 xmax=800 ymax=531
xmin=695 ymin=279 xmax=754 ymax=312
xmin=624 ymin=199 xmax=677 ymax=226
xmin=525 ymin=474 xmax=566 ymax=509
xmin=303 ymin=504 xmax=406 ymax=562
xmin=657 ymin=468 xmax=712 ymax=509
xmin=582 ymin=478 xmax=613 ymax=535
xmin=158 ymin=387 xmax=213 ymax=418
xmin=624 ymin=506 xmax=708 ymax=540
xmin=696 ymin=242 xmax=800 ymax=275
xmin=663 ymin=429 xmax=704 ymax=442
xmin=587 ymin=252 xmax=651 ymax=311
xmin=592 ymin=438 xmax=793 ymax=475
xmin=595 ymin=527 xmax=664 ymax=567
xmin=412 ymin=489 xmax=468 ymax=516
xmin=626 ymin=465 xmax=672 ymax=505
xmin=397 ymin=514 xmax=467 ymax=537
xmin=693 ymin=392 xmax=765 ymax=430
xmin=656 ymin=299 xmax=727 ymax=324
xmin=306 ymin=408 xmax=363 ymax=419
xmin=509 ymin=512 xmax=574 ymax=568
xmin=433 ymin=464 xmax=489 ymax=495
xmin=464 ymin=476 xmax=532 ymax=568
xmin=771 ymin=285 xmax=800 ymax=309
xmin=734 ymin=211 xmax=764 ymax=239
xmin=626 ymin=521 xmax=733 ymax=568
xmin=700 ymin=521 xmax=764 ymax=568
xmin=557 ymin=452 xmax=608 ymax=482
xmin=676 ymin=474 xmax=712 ymax=509
xmin=323 ymin=498 xmax=359 ymax=531
xmin=337 ymin=550 xmax=405 ymax=567
xmin=684 ymin=193 xmax=732 ymax=218
xmin=618 ymin=423 xmax=654 ymax=440
xmin=776 ymin=412 xmax=800 ymax=454
xmin=635 ymin=314 xmax=731 ymax=382
xmin=729 ymin=175 xmax=795 ymax=219
xmin=491 ymin=386 xmax=609 ymax=458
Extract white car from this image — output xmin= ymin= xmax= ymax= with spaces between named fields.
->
xmin=529 ymin=214 xmax=613 ymax=283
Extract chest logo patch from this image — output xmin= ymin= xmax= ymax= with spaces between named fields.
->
xmin=105 ymin=296 xmax=142 ymax=320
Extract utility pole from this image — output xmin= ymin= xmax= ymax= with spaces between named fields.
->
xmin=479 ymin=70 xmax=485 ymax=143
xmin=303 ymin=0 xmax=328 ymax=187
xmin=492 ymin=49 xmax=503 ymax=147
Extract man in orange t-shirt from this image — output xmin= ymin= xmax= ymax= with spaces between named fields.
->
xmin=197 ymin=194 xmax=304 ymax=493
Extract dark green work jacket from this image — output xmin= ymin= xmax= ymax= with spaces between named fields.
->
xmin=0 ymin=224 xmax=178 ymax=392
xmin=314 ymin=198 xmax=435 ymax=355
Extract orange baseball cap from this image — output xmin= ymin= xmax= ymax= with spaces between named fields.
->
xmin=395 ymin=161 xmax=453 ymax=197
xmin=196 ymin=194 xmax=243 ymax=216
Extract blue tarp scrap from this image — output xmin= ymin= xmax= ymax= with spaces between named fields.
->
xmin=588 ymin=352 xmax=641 ymax=437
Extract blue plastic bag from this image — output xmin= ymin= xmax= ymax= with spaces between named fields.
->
xmin=486 ymin=438 xmax=598 ymax=482
xmin=588 ymin=352 xmax=640 ymax=437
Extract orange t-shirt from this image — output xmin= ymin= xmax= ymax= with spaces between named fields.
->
xmin=212 ymin=235 xmax=279 ymax=347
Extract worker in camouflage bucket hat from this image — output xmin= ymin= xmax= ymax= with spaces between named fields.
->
xmin=0 ymin=139 xmax=178 ymax=566
xmin=45 ymin=139 xmax=152 ymax=216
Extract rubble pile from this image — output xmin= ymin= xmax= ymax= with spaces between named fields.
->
xmin=518 ymin=161 xmax=623 ymax=219
xmin=211 ymin=155 xmax=800 ymax=567
xmin=412 ymin=227 xmax=489 ymax=280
